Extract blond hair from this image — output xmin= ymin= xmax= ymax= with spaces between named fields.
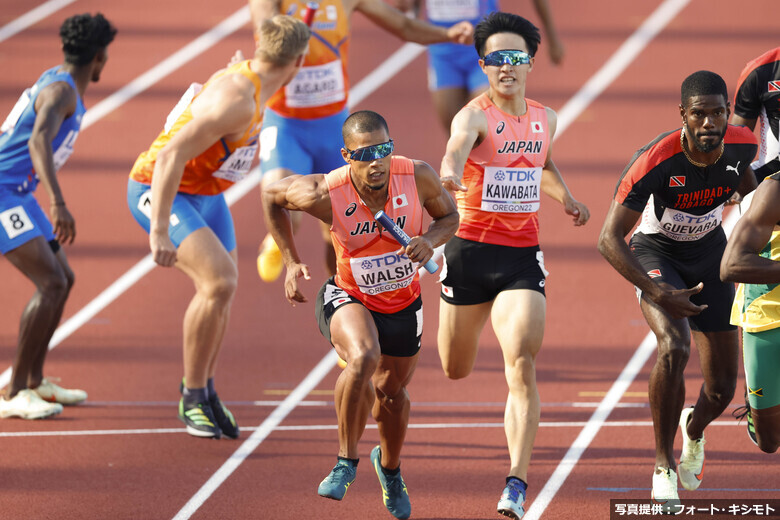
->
xmin=255 ymin=15 xmax=309 ymax=66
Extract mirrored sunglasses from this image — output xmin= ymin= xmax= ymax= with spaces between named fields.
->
xmin=345 ymin=139 xmax=394 ymax=161
xmin=482 ymin=49 xmax=531 ymax=67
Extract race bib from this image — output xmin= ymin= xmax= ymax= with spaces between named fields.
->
xmin=164 ymin=83 xmax=202 ymax=133
xmin=1 ymin=87 xmax=33 ymax=134
xmin=639 ymin=200 xmax=723 ymax=242
xmin=480 ymin=166 xmax=541 ymax=213
xmin=350 ymin=251 xmax=415 ymax=296
xmin=212 ymin=143 xmax=258 ymax=183
xmin=0 ymin=205 xmax=34 ymax=239
xmin=427 ymin=0 xmax=478 ymax=22
xmin=284 ymin=61 xmax=345 ymax=108
xmin=52 ymin=130 xmax=79 ymax=171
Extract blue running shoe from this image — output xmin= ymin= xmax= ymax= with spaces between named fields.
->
xmin=497 ymin=478 xmax=526 ymax=519
xmin=370 ymin=445 xmax=411 ymax=520
xmin=318 ymin=459 xmax=357 ymax=500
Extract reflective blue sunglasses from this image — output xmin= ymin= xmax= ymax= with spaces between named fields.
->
xmin=482 ymin=49 xmax=531 ymax=67
xmin=344 ymin=139 xmax=394 ymax=161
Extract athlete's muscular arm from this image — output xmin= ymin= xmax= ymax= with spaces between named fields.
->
xmin=150 ymin=74 xmax=255 ymax=267
xmin=598 ymin=201 xmax=707 ymax=319
xmin=736 ymin=165 xmax=758 ymax=198
xmin=262 ymin=174 xmax=332 ymax=303
xmin=249 ymin=0 xmax=282 ymax=29
xmin=350 ymin=0 xmax=473 ymax=45
xmin=405 ymin=160 xmax=458 ymax=265
xmin=721 ymin=178 xmax=780 ymax=284
xmin=440 ymin=106 xmax=484 ymax=192
xmin=730 ymin=114 xmax=757 ymax=131
xmin=539 ymin=108 xmax=589 ymax=226
xmin=28 ymin=82 xmax=77 ymax=245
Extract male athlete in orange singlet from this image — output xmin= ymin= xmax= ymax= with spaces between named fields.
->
xmin=263 ymin=111 xmax=458 ymax=519
xmin=437 ymin=12 xmax=589 ymax=519
xmin=127 ymin=16 xmax=309 ymax=439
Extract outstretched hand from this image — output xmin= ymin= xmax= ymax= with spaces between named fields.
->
xmin=564 ymin=198 xmax=590 ymax=226
xmin=441 ymin=175 xmax=467 ymax=193
xmin=654 ymin=282 xmax=708 ymax=320
xmin=284 ymin=261 xmax=311 ymax=305
xmin=446 ymin=21 xmax=473 ymax=45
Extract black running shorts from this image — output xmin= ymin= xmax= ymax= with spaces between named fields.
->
xmin=439 ymin=236 xmax=547 ymax=305
xmin=629 ymin=232 xmax=736 ymax=332
xmin=315 ymin=277 xmax=422 ymax=358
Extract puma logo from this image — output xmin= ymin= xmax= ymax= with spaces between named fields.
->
xmin=726 ymin=161 xmax=740 ymax=175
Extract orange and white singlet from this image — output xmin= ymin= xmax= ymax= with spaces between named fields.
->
xmin=327 ymin=156 xmax=423 ymax=313
xmin=267 ymin=0 xmax=350 ymax=119
xmin=129 ymin=61 xmax=263 ymax=195
xmin=456 ymin=94 xmax=550 ymax=247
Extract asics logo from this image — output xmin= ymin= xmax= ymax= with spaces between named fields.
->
xmin=725 ymin=161 xmax=740 ymax=175
xmin=496 ymin=121 xmax=505 ymax=134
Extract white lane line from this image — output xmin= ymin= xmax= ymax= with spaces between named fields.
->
xmin=171 ymin=351 xmax=339 ymax=520
xmin=0 ymin=419 xmax=744 ymax=439
xmin=0 ymin=5 xmax=256 ymax=390
xmin=82 ymin=6 xmax=250 ymax=129
xmin=172 ymin=2 xmax=702 ymax=517
xmin=0 ymin=0 xmax=76 ymax=45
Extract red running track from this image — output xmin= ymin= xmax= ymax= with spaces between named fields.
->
xmin=0 ymin=1 xmax=778 ymax=519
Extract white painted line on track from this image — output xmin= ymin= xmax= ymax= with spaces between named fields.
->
xmin=524 ymin=0 xmax=694 ymax=516
xmin=173 ymin=2 xmax=703 ymax=517
xmin=0 ymin=419 xmax=744 ymax=439
xmin=0 ymin=0 xmax=76 ymax=45
xmin=171 ymin=350 xmax=339 ymax=520
xmin=0 ymin=5 xmax=256 ymax=391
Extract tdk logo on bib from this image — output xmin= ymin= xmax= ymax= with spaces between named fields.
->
xmin=350 ymin=251 xmax=415 ymax=295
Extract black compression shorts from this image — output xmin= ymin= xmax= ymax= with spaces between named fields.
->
xmin=315 ymin=277 xmax=422 ymax=358
xmin=439 ymin=236 xmax=547 ymax=305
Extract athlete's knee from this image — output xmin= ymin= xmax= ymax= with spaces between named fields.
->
xmin=375 ymin=383 xmax=408 ymax=412
xmin=703 ymin=379 xmax=736 ymax=408
xmin=200 ymin=270 xmax=238 ymax=303
xmin=505 ymin=352 xmax=536 ymax=390
xmin=754 ymin=413 xmax=780 ymax=453
xmin=39 ymin=269 xmax=70 ymax=303
xmin=343 ymin=344 xmax=380 ymax=380
xmin=756 ymin=433 xmax=779 ymax=453
xmin=655 ymin=336 xmax=690 ymax=371
xmin=441 ymin=358 xmax=472 ymax=380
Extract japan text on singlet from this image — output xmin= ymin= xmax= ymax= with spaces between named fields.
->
xmin=267 ymin=0 xmax=350 ymax=119
xmin=327 ymin=156 xmax=423 ymax=313
xmin=614 ymin=125 xmax=757 ymax=251
xmin=456 ymin=93 xmax=550 ymax=247
xmin=0 ymin=66 xmax=85 ymax=193
xmin=731 ymin=171 xmax=780 ymax=333
xmin=129 ymin=61 xmax=263 ymax=196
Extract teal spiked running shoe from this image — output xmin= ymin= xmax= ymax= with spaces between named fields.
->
xmin=178 ymin=398 xmax=221 ymax=439
xmin=370 ymin=445 xmax=411 ymax=519
xmin=318 ymin=459 xmax=357 ymax=500
xmin=497 ymin=478 xmax=526 ymax=519
xmin=209 ymin=392 xmax=239 ymax=439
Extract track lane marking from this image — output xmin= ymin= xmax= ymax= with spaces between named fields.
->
xmin=0 ymin=0 xmax=77 ymax=45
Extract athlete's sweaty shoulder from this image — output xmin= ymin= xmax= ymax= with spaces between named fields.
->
xmin=34 ymin=80 xmax=77 ymax=120
xmin=544 ymin=106 xmax=558 ymax=138
xmin=190 ymin=71 xmax=255 ymax=136
xmin=451 ymin=104 xmax=488 ymax=148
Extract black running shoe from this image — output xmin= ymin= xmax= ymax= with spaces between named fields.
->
xmin=178 ymin=398 xmax=221 ymax=439
xmin=732 ymin=390 xmax=758 ymax=447
xmin=209 ymin=392 xmax=239 ymax=439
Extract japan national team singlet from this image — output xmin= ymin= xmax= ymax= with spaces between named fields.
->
xmin=615 ymin=125 xmax=757 ymax=253
xmin=0 ymin=66 xmax=85 ymax=193
xmin=456 ymin=93 xmax=550 ymax=247
xmin=327 ymin=156 xmax=424 ymax=313
xmin=129 ymin=61 xmax=263 ymax=195
xmin=733 ymin=47 xmax=780 ymax=181
xmin=267 ymin=0 xmax=350 ymax=119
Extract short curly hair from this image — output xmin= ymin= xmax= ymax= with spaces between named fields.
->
xmin=60 ymin=13 xmax=116 ymax=66
xmin=680 ymin=70 xmax=728 ymax=107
